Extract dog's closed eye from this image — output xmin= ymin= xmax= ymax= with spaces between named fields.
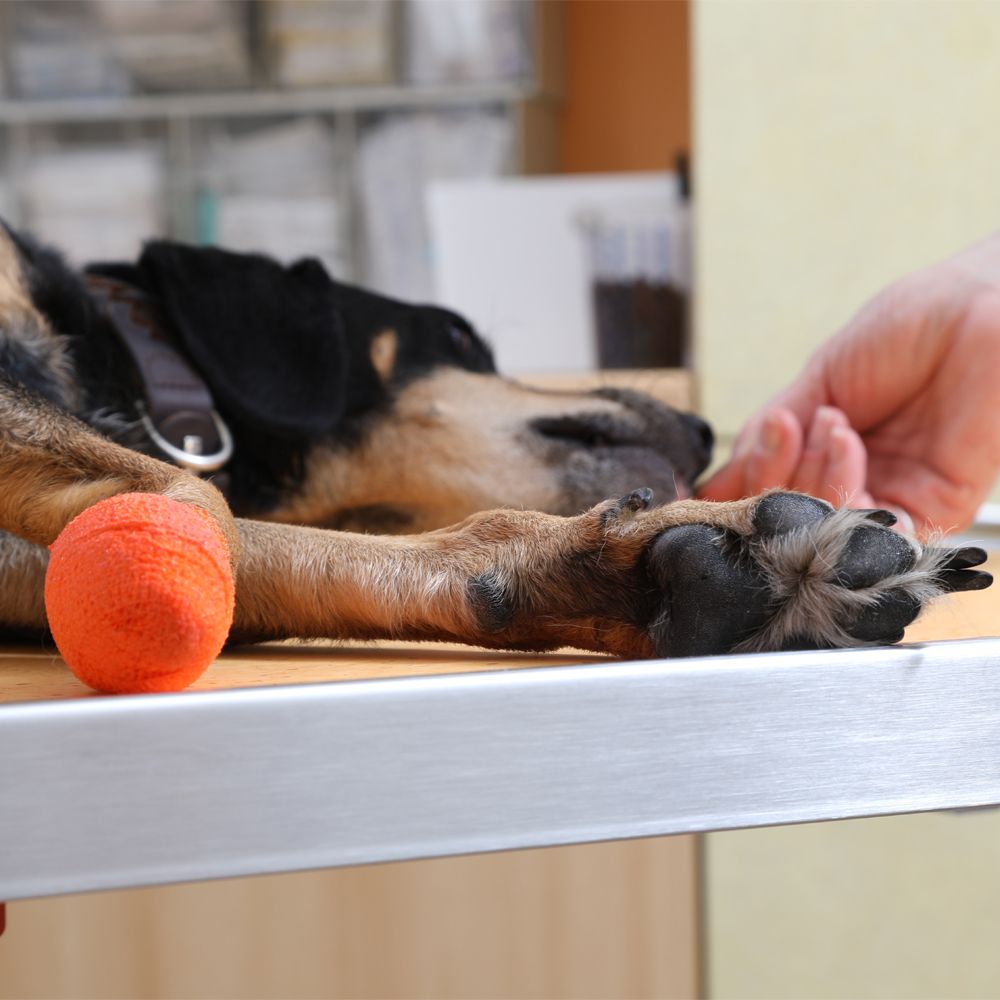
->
xmin=531 ymin=413 xmax=639 ymax=449
xmin=449 ymin=324 xmax=474 ymax=354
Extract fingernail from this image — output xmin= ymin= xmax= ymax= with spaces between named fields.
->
xmin=758 ymin=414 xmax=782 ymax=454
xmin=817 ymin=405 xmax=844 ymax=426
xmin=829 ymin=425 xmax=848 ymax=461
xmin=883 ymin=506 xmax=915 ymax=535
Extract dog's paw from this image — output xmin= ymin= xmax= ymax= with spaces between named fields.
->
xmin=646 ymin=491 xmax=991 ymax=657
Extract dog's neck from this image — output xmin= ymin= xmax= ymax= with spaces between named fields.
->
xmin=75 ymin=268 xmax=309 ymax=517
xmin=84 ymin=273 xmax=233 ymax=492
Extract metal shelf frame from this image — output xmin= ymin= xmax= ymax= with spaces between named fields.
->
xmin=0 ymin=81 xmax=536 ymax=125
xmin=0 ymin=79 xmax=537 ymax=278
xmin=4 ymin=636 xmax=1000 ymax=902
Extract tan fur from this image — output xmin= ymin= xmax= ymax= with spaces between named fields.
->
xmin=230 ymin=495 xmax=761 ymax=657
xmin=0 ymin=228 xmax=34 ymax=318
xmin=0 ymin=381 xmax=238 ymax=560
xmin=0 ymin=229 xmax=81 ymax=410
xmin=269 ymin=369 xmax=633 ymax=531
xmin=369 ymin=328 xmax=398 ymax=383
xmin=0 ymin=533 xmax=49 ymax=630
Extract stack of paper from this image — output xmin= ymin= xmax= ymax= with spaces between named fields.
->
xmin=8 ymin=2 xmax=128 ymax=99
xmin=198 ymin=118 xmax=347 ymax=276
xmin=404 ymin=0 xmax=531 ymax=84
xmin=22 ymin=146 xmax=165 ymax=264
xmin=263 ymin=0 xmax=394 ymax=88
xmin=93 ymin=0 xmax=251 ymax=92
xmin=358 ymin=110 xmax=512 ymax=299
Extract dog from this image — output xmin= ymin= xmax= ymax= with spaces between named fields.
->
xmin=0 ymin=221 xmax=989 ymax=660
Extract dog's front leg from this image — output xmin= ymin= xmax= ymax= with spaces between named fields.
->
xmin=232 ymin=504 xmax=676 ymax=656
xmin=232 ymin=491 xmax=990 ymax=658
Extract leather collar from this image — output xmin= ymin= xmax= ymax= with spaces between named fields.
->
xmin=85 ymin=273 xmax=233 ymax=483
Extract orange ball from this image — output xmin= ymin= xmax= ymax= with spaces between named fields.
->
xmin=45 ymin=493 xmax=235 ymax=694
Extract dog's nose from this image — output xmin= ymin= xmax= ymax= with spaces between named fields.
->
xmin=682 ymin=412 xmax=714 ymax=460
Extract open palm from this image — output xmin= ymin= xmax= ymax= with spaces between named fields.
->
xmin=700 ymin=233 xmax=1000 ymax=534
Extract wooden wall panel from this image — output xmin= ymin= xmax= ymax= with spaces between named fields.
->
xmin=0 ymin=837 xmax=700 ymax=1000
xmin=559 ymin=0 xmax=689 ymax=173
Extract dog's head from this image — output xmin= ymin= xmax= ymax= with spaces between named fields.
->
xmin=132 ymin=243 xmax=713 ymax=532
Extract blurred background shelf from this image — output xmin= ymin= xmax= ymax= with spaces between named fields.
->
xmin=0 ymin=0 xmax=560 ymax=293
xmin=0 ymin=80 xmax=539 ymax=123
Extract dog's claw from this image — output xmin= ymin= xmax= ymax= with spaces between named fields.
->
xmin=938 ymin=546 xmax=988 ymax=571
xmin=924 ymin=546 xmax=991 ymax=593
xmin=938 ymin=569 xmax=993 ymax=593
xmin=601 ymin=487 xmax=655 ymax=527
xmin=859 ymin=508 xmax=898 ymax=527
xmin=626 ymin=487 xmax=654 ymax=512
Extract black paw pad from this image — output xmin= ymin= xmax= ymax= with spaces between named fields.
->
xmin=753 ymin=493 xmax=833 ymax=537
xmin=847 ymin=590 xmax=922 ymax=641
xmin=835 ymin=525 xmax=916 ymax=588
xmin=648 ymin=525 xmax=772 ymax=657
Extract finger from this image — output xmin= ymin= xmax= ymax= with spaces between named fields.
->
xmin=814 ymin=424 xmax=871 ymax=507
xmin=696 ymin=456 xmax=749 ymax=502
xmin=698 ymin=409 xmax=801 ymax=501
xmin=695 ymin=417 xmax=762 ymax=500
xmin=790 ymin=406 xmax=847 ymax=498
xmin=742 ymin=409 xmax=803 ymax=494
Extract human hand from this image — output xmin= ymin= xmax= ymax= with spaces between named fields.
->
xmin=699 ymin=403 xmax=877 ymax=517
xmin=699 ymin=231 xmax=1000 ymax=534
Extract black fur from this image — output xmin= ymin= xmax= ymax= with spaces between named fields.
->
xmin=466 ymin=571 xmax=515 ymax=633
xmin=12 ymin=233 xmax=496 ymax=516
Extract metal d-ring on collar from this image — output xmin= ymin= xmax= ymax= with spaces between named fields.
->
xmin=85 ymin=273 xmax=234 ymax=477
xmin=137 ymin=400 xmax=234 ymax=473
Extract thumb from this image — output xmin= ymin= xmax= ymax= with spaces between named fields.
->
xmin=698 ymin=409 xmax=802 ymax=501
xmin=697 ymin=454 xmax=748 ymax=502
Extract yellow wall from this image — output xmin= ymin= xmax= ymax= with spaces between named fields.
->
xmin=708 ymin=812 xmax=1000 ymax=999
xmin=694 ymin=0 xmax=1000 ymax=440
xmin=695 ymin=1 xmax=1000 ymax=996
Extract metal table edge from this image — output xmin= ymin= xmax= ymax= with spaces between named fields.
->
xmin=4 ymin=636 xmax=1000 ymax=900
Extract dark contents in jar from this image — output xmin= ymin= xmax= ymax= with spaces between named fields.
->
xmin=593 ymin=279 xmax=687 ymax=368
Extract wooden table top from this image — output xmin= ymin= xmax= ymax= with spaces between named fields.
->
xmin=0 ymin=640 xmax=615 ymax=704
xmin=2 ymin=554 xmax=996 ymax=706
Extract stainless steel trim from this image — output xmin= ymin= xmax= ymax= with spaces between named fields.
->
xmin=4 ymin=637 xmax=1000 ymax=901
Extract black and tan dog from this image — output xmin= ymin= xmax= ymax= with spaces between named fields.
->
xmin=0 ymin=221 xmax=989 ymax=660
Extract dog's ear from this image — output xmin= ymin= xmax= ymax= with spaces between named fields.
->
xmin=137 ymin=242 xmax=348 ymax=437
